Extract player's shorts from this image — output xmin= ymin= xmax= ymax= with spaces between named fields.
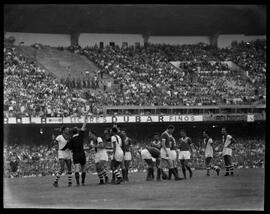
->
xmin=141 ymin=149 xmax=152 ymax=160
xmin=160 ymin=148 xmax=171 ymax=159
xmin=58 ymin=150 xmax=72 ymax=159
xmin=94 ymin=149 xmax=109 ymax=163
xmin=114 ymin=149 xmax=124 ymax=162
xmin=222 ymin=148 xmax=232 ymax=156
xmin=169 ymin=150 xmax=177 ymax=160
xmin=73 ymin=152 xmax=86 ymax=165
xmin=205 ymin=157 xmax=212 ymax=167
xmin=147 ymin=147 xmax=160 ymax=159
xmin=179 ymin=151 xmax=191 ymax=160
xmin=124 ymin=151 xmax=132 ymax=161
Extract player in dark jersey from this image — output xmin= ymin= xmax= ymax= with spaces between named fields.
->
xmin=168 ymin=135 xmax=181 ymax=180
xmin=141 ymin=144 xmax=160 ymax=181
xmin=160 ymin=125 xmax=182 ymax=181
xmin=178 ymin=129 xmax=193 ymax=179
xmin=61 ymin=116 xmax=87 ymax=186
xmin=89 ymin=130 xmax=109 ymax=184
xmin=120 ymin=130 xmax=132 ymax=183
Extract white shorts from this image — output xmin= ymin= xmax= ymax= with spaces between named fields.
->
xmin=169 ymin=150 xmax=177 ymax=160
xmin=141 ymin=149 xmax=152 ymax=160
xmin=160 ymin=148 xmax=171 ymax=159
xmin=94 ymin=149 xmax=108 ymax=163
xmin=124 ymin=152 xmax=132 ymax=161
xmin=58 ymin=150 xmax=72 ymax=160
xmin=222 ymin=148 xmax=232 ymax=156
xmin=205 ymin=152 xmax=213 ymax=158
xmin=114 ymin=149 xmax=124 ymax=162
xmin=179 ymin=151 xmax=191 ymax=160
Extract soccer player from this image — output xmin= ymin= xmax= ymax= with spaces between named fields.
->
xmin=178 ymin=129 xmax=193 ymax=179
xmin=61 ymin=116 xmax=87 ymax=186
xmin=110 ymin=126 xmax=124 ymax=184
xmin=141 ymin=145 xmax=160 ymax=181
xmin=202 ymin=131 xmax=220 ymax=176
xmin=89 ymin=130 xmax=109 ymax=185
xmin=150 ymin=132 xmax=167 ymax=180
xmin=53 ymin=126 xmax=72 ymax=187
xmin=121 ymin=130 xmax=132 ymax=182
xmin=160 ymin=125 xmax=181 ymax=181
xmin=168 ymin=135 xmax=181 ymax=180
xmin=221 ymin=128 xmax=236 ymax=176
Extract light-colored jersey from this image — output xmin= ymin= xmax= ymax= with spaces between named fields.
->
xmin=223 ymin=134 xmax=233 ymax=148
xmin=56 ymin=135 xmax=72 ymax=159
xmin=111 ymin=134 xmax=122 ymax=152
xmin=204 ymin=137 xmax=213 ymax=157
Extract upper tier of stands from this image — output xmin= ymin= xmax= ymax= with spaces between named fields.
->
xmin=4 ymin=39 xmax=266 ymax=117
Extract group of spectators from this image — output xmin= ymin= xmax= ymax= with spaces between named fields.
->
xmin=4 ymin=39 xmax=266 ymax=117
xmin=4 ymin=137 xmax=265 ymax=178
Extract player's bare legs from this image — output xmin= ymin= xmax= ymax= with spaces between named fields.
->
xmin=124 ymin=160 xmax=131 ymax=182
xmin=81 ymin=164 xmax=86 ymax=185
xmin=224 ymin=155 xmax=233 ymax=176
xmin=74 ymin=164 xmax=81 ymax=186
xmin=53 ymin=159 xmax=65 ymax=187
xmin=180 ymin=159 xmax=192 ymax=179
xmin=65 ymin=159 xmax=72 ymax=186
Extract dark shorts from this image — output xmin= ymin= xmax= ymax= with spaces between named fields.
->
xmin=73 ymin=152 xmax=86 ymax=165
xmin=205 ymin=157 xmax=212 ymax=167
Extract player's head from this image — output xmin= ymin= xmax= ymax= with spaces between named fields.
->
xmin=167 ymin=125 xmax=175 ymax=134
xmin=111 ymin=126 xmax=119 ymax=134
xmin=221 ymin=128 xmax=227 ymax=135
xmin=180 ymin=129 xmax=186 ymax=137
xmin=89 ymin=130 xmax=97 ymax=138
xmin=71 ymin=127 xmax=79 ymax=135
xmin=203 ymin=130 xmax=209 ymax=138
xmin=61 ymin=126 xmax=69 ymax=135
xmin=121 ymin=130 xmax=127 ymax=138
xmin=154 ymin=132 xmax=159 ymax=139
xmin=97 ymin=137 xmax=103 ymax=144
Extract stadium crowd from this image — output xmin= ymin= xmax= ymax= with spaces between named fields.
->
xmin=4 ymin=39 xmax=266 ymax=118
xmin=4 ymin=137 xmax=265 ymax=178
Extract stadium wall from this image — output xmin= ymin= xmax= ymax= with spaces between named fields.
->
xmin=78 ymin=33 xmax=144 ymax=47
xmin=148 ymin=36 xmax=210 ymax=45
xmin=217 ymin=34 xmax=266 ymax=48
xmin=5 ymin=32 xmax=71 ymax=47
xmin=4 ymin=122 xmax=265 ymax=146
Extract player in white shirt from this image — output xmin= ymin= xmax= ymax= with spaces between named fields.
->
xmin=221 ymin=128 xmax=236 ymax=176
xmin=53 ymin=126 xmax=72 ymax=187
xmin=202 ymin=131 xmax=220 ymax=176
xmin=110 ymin=126 xmax=124 ymax=184
xmin=89 ymin=130 xmax=109 ymax=185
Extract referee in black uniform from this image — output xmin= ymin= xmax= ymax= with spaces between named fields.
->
xmin=62 ymin=115 xmax=87 ymax=186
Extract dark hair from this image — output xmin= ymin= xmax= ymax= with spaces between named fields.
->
xmin=60 ymin=126 xmax=67 ymax=133
xmin=111 ymin=127 xmax=118 ymax=134
xmin=168 ymin=125 xmax=175 ymax=130
xmin=154 ymin=132 xmax=159 ymax=135
xmin=89 ymin=130 xmax=96 ymax=136
xmin=71 ymin=127 xmax=79 ymax=135
xmin=203 ymin=130 xmax=209 ymax=136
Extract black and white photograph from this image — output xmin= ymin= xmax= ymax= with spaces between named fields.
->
xmin=3 ymin=4 xmax=266 ymax=210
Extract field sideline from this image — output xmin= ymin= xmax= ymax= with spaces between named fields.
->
xmin=4 ymin=168 xmax=264 ymax=210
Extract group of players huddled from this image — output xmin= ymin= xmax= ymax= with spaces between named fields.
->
xmin=52 ymin=115 xmax=237 ymax=187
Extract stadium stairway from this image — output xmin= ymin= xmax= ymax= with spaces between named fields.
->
xmin=15 ymin=45 xmax=99 ymax=80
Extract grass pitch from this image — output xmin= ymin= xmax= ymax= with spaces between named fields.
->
xmin=4 ymin=168 xmax=264 ymax=210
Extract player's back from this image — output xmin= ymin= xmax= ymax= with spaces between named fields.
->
xmin=69 ymin=130 xmax=85 ymax=153
xmin=179 ymin=136 xmax=191 ymax=151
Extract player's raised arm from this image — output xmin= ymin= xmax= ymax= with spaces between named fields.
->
xmin=81 ymin=115 xmax=87 ymax=131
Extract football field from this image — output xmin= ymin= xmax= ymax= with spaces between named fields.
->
xmin=4 ymin=168 xmax=264 ymax=210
